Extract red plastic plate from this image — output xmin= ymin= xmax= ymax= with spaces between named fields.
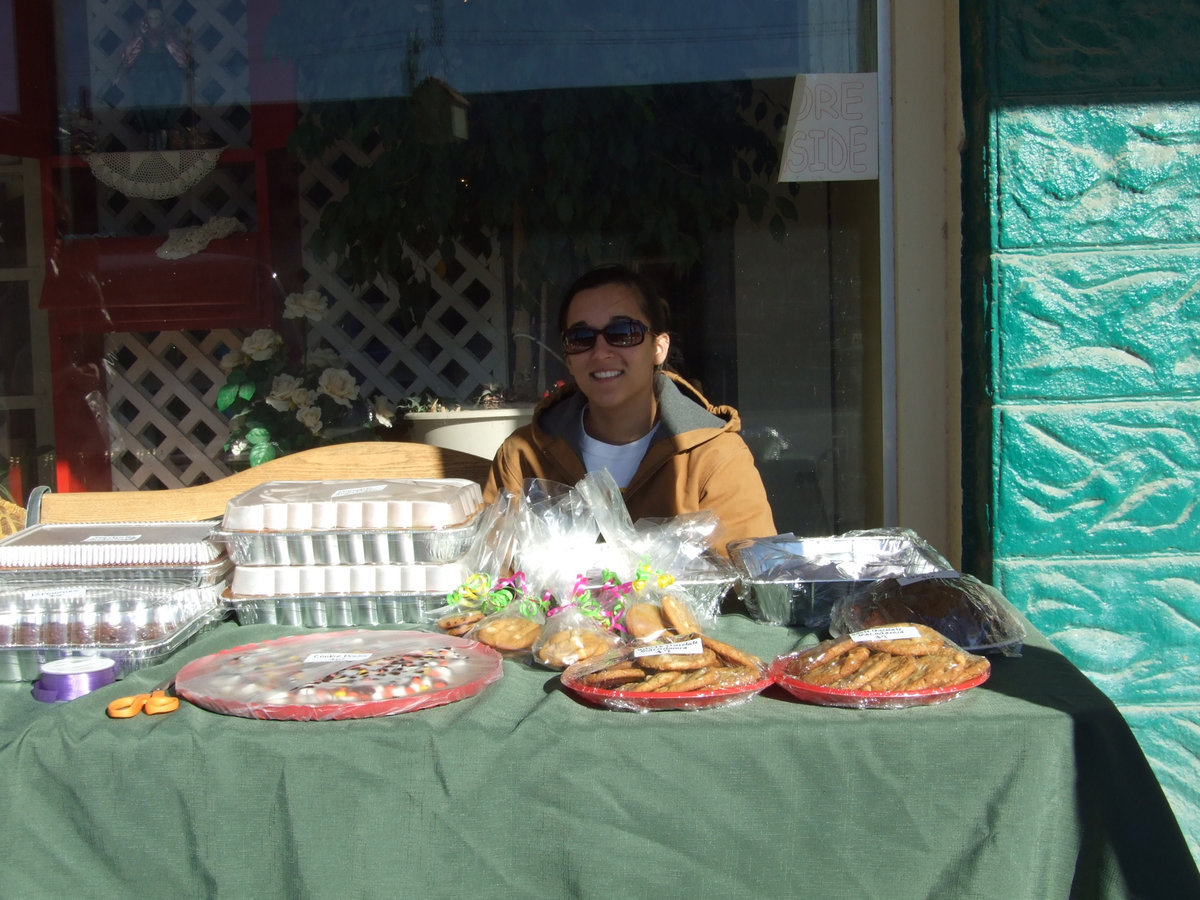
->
xmin=176 ymin=629 xmax=503 ymax=720
xmin=561 ymin=666 xmax=773 ymax=712
xmin=768 ymin=652 xmax=989 ymax=709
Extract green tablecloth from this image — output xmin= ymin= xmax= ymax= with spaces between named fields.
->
xmin=0 ymin=614 xmax=1195 ymax=899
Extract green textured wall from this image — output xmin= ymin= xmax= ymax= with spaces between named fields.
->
xmin=962 ymin=1 xmax=1200 ymax=865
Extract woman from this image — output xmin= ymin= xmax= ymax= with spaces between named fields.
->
xmin=483 ymin=264 xmax=776 ymax=555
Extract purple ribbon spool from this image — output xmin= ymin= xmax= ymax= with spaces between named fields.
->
xmin=32 ymin=657 xmax=116 ymax=703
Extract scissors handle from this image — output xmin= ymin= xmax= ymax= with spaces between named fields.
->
xmin=107 ymin=693 xmax=150 ymax=718
xmin=106 ymin=681 xmax=179 ymax=718
xmin=142 ymin=689 xmax=180 ymax=715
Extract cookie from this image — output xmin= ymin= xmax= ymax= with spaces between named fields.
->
xmin=629 ymin=670 xmax=687 ymax=692
xmin=708 ymin=665 xmax=762 ymax=689
xmin=655 ymin=667 xmax=719 ymax=693
xmin=474 ymin=616 xmax=541 ymax=651
xmin=581 ymin=664 xmax=649 ymax=689
xmin=637 ymin=646 xmax=717 ymax=671
xmin=660 ymin=594 xmax=702 ymax=635
xmin=437 ymin=611 xmax=483 ymax=636
xmin=700 ymin=635 xmax=763 ymax=670
xmin=625 ymin=603 xmax=668 ymax=639
xmin=860 ymin=622 xmax=945 ymax=657
xmin=536 ymin=628 xmax=612 ymax=668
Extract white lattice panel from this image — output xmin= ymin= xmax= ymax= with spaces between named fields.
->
xmin=300 ymin=135 xmax=509 ymax=404
xmin=104 ymin=329 xmax=237 ymax=489
xmin=88 ymin=0 xmax=251 ymax=143
xmin=101 ymin=119 xmax=512 ymax=489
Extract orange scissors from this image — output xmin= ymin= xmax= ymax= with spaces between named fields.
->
xmin=106 ymin=677 xmax=180 ymax=718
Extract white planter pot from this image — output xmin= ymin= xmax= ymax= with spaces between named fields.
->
xmin=404 ymin=405 xmax=535 ymax=459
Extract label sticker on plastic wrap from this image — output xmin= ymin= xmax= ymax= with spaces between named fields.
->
xmin=632 ymin=637 xmax=703 ymax=658
xmin=850 ymin=625 xmax=920 ymax=642
xmin=83 ymin=533 xmax=141 ymax=542
xmin=305 ymin=652 xmax=373 ymax=664
xmin=331 ymin=485 xmax=388 ymax=498
xmin=23 ymin=586 xmax=89 ymax=603
xmin=849 ymin=624 xmax=921 ymax=643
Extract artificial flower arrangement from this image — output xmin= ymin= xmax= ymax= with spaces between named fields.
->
xmin=398 ymin=382 xmax=516 ymax=415
xmin=216 ymin=290 xmax=397 ymax=467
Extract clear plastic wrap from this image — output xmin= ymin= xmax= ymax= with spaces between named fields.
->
xmin=0 ymin=581 xmax=226 ymax=681
xmin=226 ymin=591 xmax=435 ymax=628
xmin=829 ymin=572 xmax=1026 ymax=656
xmin=769 ymin=623 xmax=990 ymax=709
xmin=0 ymin=521 xmax=229 ymax=586
xmin=729 ymin=528 xmax=956 ymax=627
xmin=174 ymin=629 xmax=504 ymax=721
xmin=532 ymin=606 xmax=622 ymax=669
xmin=214 ymin=478 xmax=484 ymax=567
xmin=510 ymin=471 xmax=735 ymax=615
xmin=560 ymin=632 xmax=771 ymax=712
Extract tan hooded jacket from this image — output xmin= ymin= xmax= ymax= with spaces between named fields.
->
xmin=483 ymin=372 xmax=777 ymax=555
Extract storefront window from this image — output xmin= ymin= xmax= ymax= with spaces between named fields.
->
xmin=1 ymin=0 xmax=882 ymax=538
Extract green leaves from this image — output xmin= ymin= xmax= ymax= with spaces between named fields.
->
xmin=288 ymin=79 xmax=796 ymax=317
xmin=249 ymin=442 xmax=279 ymax=467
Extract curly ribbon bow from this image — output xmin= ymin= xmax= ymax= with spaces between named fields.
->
xmin=448 ymin=571 xmax=546 ymax=617
xmin=447 ymin=572 xmax=492 ymax=610
xmin=631 ymin=560 xmax=675 ymax=592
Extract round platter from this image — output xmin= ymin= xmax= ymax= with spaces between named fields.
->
xmin=560 ymin=666 xmax=773 ymax=712
xmin=768 ymin=652 xmax=989 ymax=709
xmin=175 ymin=629 xmax=503 ymax=720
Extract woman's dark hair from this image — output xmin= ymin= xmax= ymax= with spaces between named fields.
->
xmin=557 ymin=264 xmax=671 ymax=335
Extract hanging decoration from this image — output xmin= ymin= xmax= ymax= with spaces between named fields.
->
xmin=86 ymin=148 xmax=225 ymax=200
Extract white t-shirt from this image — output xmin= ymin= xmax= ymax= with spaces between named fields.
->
xmin=579 ymin=408 xmax=659 ymax=488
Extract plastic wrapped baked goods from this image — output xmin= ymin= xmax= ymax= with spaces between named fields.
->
xmin=0 ymin=521 xmax=229 ymax=586
xmin=532 ymin=607 xmax=622 ymax=669
xmin=770 ymin=624 xmax=991 ymax=709
xmin=829 ymin=573 xmax=1026 ymax=656
xmin=216 ymin=479 xmax=484 ymax=566
xmin=729 ymin=529 xmax=955 ymax=627
xmin=175 ymin=629 xmax=503 ymax=721
xmin=561 ymin=633 xmax=771 ymax=712
xmin=0 ymin=581 xmax=226 ymax=681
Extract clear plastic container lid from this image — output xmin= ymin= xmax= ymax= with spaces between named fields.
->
xmin=0 ymin=521 xmax=225 ymax=569
xmin=729 ymin=528 xmax=954 ymax=585
xmin=221 ymin=479 xmax=484 ymax=532
xmin=0 ymin=581 xmax=225 ymax=649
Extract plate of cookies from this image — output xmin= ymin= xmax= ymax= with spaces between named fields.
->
xmin=561 ymin=633 xmax=771 ymax=712
xmin=175 ymin=629 xmax=504 ymax=721
xmin=769 ymin=623 xmax=990 ymax=709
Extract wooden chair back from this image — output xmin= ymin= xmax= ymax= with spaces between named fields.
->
xmin=31 ymin=442 xmax=492 ymax=525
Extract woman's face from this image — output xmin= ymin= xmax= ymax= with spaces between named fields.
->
xmin=562 ymin=283 xmax=670 ymax=416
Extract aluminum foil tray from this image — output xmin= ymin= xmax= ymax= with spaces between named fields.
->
xmin=0 ymin=582 xmax=227 ymax=681
xmin=228 ymin=561 xmax=467 ymax=597
xmin=227 ymin=592 xmax=445 ymax=628
xmin=730 ymin=530 xmax=955 ymax=627
xmin=0 ymin=522 xmax=229 ymax=586
xmin=214 ymin=522 xmax=480 ymax=567
xmin=221 ymin=478 xmax=484 ymax=531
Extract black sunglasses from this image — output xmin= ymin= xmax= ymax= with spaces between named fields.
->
xmin=561 ymin=319 xmax=649 ymax=355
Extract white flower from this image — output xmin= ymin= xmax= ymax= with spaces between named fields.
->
xmin=291 ymin=388 xmax=318 ymax=409
xmin=307 ymin=346 xmax=341 ymax=371
xmin=265 ymin=374 xmax=304 ymax=411
xmin=241 ymin=328 xmax=281 ymax=361
xmin=296 ymin=405 xmax=323 ymax=434
xmin=317 ymin=368 xmax=360 ymax=407
xmin=219 ymin=347 xmax=245 ymax=372
xmin=229 ymin=438 xmax=248 ymax=456
xmin=283 ymin=290 xmax=329 ymax=322
xmin=370 ymin=394 xmax=396 ymax=427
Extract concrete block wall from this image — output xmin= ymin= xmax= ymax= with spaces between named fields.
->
xmin=962 ymin=1 xmax=1200 ymax=862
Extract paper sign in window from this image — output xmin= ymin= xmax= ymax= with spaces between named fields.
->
xmin=779 ymin=73 xmax=878 ymax=182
